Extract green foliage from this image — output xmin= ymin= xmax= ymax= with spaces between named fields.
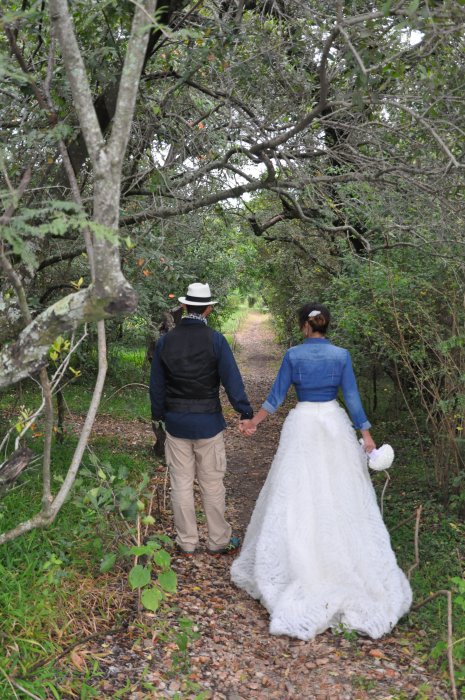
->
xmin=0 ymin=440 xmax=128 ymax=695
xmin=374 ymin=437 xmax=465 ymax=693
xmin=74 ymin=452 xmax=177 ymax=613
xmin=171 ymin=618 xmax=201 ymax=674
xmin=122 ymin=211 xmax=261 ymax=341
xmin=0 ymin=419 xmax=181 ymax=697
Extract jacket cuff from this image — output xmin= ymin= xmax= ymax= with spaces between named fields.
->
xmin=357 ymin=420 xmax=372 ymax=431
xmin=240 ymin=410 xmax=254 ymax=420
xmin=262 ymin=400 xmax=277 ymax=414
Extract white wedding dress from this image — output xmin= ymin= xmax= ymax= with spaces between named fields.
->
xmin=231 ymin=401 xmax=412 ymax=640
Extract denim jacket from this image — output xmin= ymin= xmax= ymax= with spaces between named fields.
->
xmin=262 ymin=338 xmax=371 ymax=430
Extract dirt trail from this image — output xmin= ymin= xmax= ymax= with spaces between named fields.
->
xmin=91 ymin=311 xmax=450 ymax=699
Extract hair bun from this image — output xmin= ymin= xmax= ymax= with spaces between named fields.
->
xmin=308 ymin=312 xmax=325 ymax=328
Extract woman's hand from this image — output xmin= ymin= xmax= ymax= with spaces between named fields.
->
xmin=239 ymin=408 xmax=270 ymax=437
xmin=239 ymin=419 xmax=257 ymax=436
xmin=360 ymin=429 xmax=376 ymax=453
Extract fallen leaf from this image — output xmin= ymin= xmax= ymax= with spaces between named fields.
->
xmin=70 ymin=649 xmax=87 ymax=671
xmin=369 ymin=649 xmax=386 ymax=659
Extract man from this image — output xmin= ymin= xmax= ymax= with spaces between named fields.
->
xmin=150 ymin=282 xmax=253 ymax=556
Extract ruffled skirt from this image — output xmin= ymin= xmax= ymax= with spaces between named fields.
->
xmin=230 ymin=401 xmax=412 ymax=640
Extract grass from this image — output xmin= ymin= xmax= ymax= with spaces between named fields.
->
xmin=0 ymin=429 xmax=156 ymax=698
xmin=0 ymin=343 xmax=151 ymax=427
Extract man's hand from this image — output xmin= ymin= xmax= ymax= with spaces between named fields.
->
xmin=152 ymin=419 xmax=166 ymax=457
xmin=239 ymin=419 xmax=257 ymax=437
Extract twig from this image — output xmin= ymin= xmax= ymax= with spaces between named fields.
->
xmin=23 ymin=625 xmax=126 ymax=676
xmin=0 ymin=665 xmax=43 ymax=699
xmin=389 ymin=511 xmax=418 ymax=533
xmin=411 ymin=590 xmax=458 ymax=700
xmin=163 ymin=465 xmax=169 ymax=513
xmin=0 ymin=666 xmax=19 ymax=700
xmin=407 ymin=504 xmax=423 ymax=580
xmin=8 ymin=680 xmax=41 ymax=700
xmin=385 ymin=100 xmax=462 ymax=170
xmin=338 ymin=25 xmax=367 ymax=75
xmin=102 ymin=383 xmax=149 ymax=404
xmin=380 ymin=471 xmax=390 ymax=517
xmin=136 ymin=513 xmax=142 ymax=612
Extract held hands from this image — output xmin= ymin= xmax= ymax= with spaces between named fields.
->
xmin=239 ymin=419 xmax=257 ymax=437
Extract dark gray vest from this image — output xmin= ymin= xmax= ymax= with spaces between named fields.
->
xmin=160 ymin=322 xmax=221 ymax=413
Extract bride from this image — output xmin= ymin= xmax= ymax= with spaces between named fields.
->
xmin=232 ymin=303 xmax=412 ymax=641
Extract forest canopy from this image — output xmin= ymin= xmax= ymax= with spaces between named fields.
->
xmin=1 ymin=0 xmax=465 ymax=539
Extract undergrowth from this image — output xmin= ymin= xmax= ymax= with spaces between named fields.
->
xmin=0 ymin=436 xmax=148 ymax=698
xmin=372 ymin=419 xmax=465 ymax=692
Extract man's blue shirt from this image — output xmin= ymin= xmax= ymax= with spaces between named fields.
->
xmin=150 ymin=318 xmax=253 ymax=439
xmin=262 ymin=337 xmax=371 ymax=430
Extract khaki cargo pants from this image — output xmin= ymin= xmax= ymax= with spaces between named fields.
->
xmin=165 ymin=431 xmax=232 ymax=553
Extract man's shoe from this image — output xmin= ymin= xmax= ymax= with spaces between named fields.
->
xmin=175 ymin=544 xmax=197 ymax=557
xmin=207 ymin=536 xmax=241 ymax=556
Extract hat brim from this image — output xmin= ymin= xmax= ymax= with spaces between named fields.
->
xmin=178 ymin=296 xmax=218 ymax=306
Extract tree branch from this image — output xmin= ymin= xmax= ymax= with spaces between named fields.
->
xmin=108 ymin=0 xmax=157 ymax=165
xmin=37 ymin=248 xmax=87 ymax=272
xmin=0 ymin=284 xmax=131 ymax=389
xmin=49 ymin=0 xmax=105 ymax=163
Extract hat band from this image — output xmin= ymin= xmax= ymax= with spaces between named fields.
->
xmin=185 ymin=294 xmax=211 ymax=303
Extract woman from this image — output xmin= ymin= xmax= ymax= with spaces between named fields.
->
xmin=231 ymin=303 xmax=412 ymax=641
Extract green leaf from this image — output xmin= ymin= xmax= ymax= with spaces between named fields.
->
xmin=142 ymin=515 xmax=155 ymax=525
xmin=88 ymin=452 xmax=100 ymax=467
xmin=128 ymin=564 xmax=151 ymax=590
xmin=175 ymin=632 xmax=189 ymax=652
xmin=431 ymin=640 xmax=447 ymax=659
xmin=407 ymin=0 xmax=420 ymax=16
xmin=154 ymin=549 xmax=171 ymax=570
xmin=100 ymin=553 xmax=117 ymax=573
xmin=129 ymin=545 xmax=155 ymax=557
xmin=155 ymin=534 xmax=173 ymax=546
xmin=141 ymin=586 xmax=163 ymax=612
xmin=158 ymin=569 xmax=177 ymax=593
xmin=381 ymin=0 xmax=394 ymax=15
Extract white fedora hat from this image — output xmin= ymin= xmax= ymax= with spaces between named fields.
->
xmin=178 ymin=282 xmax=218 ymax=306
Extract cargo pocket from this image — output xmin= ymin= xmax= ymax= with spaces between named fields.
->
xmin=214 ymin=441 xmax=227 ymax=474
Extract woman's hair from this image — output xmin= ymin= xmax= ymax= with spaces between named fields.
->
xmin=298 ymin=303 xmax=330 ymax=334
